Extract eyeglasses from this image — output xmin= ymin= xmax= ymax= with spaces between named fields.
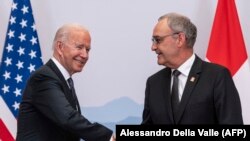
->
xmin=152 ymin=32 xmax=180 ymax=45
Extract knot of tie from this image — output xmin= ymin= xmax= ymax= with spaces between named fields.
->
xmin=173 ymin=70 xmax=181 ymax=77
xmin=67 ymin=77 xmax=74 ymax=89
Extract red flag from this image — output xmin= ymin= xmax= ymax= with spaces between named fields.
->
xmin=206 ymin=0 xmax=247 ymax=76
xmin=206 ymin=0 xmax=250 ymax=123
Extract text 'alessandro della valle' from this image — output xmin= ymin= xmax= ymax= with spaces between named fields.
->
xmin=119 ymin=128 xmax=246 ymax=138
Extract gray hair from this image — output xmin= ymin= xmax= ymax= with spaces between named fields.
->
xmin=158 ymin=12 xmax=197 ymax=48
xmin=52 ymin=23 xmax=88 ymax=49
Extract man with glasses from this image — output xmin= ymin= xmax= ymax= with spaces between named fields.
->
xmin=141 ymin=12 xmax=243 ymax=124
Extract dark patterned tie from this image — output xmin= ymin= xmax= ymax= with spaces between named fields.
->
xmin=67 ymin=77 xmax=80 ymax=112
xmin=171 ymin=70 xmax=181 ymax=123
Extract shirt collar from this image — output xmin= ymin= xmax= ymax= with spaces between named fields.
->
xmin=51 ymin=57 xmax=71 ymax=80
xmin=174 ymin=53 xmax=195 ymax=77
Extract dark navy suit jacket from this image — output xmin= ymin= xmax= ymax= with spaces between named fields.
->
xmin=17 ymin=59 xmax=112 ymax=141
xmin=142 ymin=55 xmax=243 ymax=124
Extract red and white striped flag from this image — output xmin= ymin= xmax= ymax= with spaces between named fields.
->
xmin=0 ymin=0 xmax=43 ymax=140
xmin=206 ymin=0 xmax=250 ymax=124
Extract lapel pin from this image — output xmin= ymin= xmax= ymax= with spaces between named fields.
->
xmin=190 ymin=77 xmax=195 ymax=82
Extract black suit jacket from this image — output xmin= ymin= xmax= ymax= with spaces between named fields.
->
xmin=142 ymin=55 xmax=243 ymax=124
xmin=16 ymin=59 xmax=112 ymax=141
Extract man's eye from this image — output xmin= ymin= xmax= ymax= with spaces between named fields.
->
xmin=155 ymin=38 xmax=161 ymax=43
xmin=76 ymin=46 xmax=83 ymax=50
xmin=86 ymin=48 xmax=90 ymax=52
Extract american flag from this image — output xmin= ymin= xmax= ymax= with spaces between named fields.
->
xmin=0 ymin=0 xmax=43 ymax=140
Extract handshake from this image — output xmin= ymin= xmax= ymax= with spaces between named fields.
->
xmin=111 ymin=134 xmax=116 ymax=141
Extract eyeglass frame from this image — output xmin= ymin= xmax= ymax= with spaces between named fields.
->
xmin=152 ymin=32 xmax=180 ymax=45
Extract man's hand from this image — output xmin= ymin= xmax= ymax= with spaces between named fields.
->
xmin=111 ymin=134 xmax=116 ymax=141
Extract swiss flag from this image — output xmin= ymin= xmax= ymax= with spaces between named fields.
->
xmin=206 ymin=0 xmax=250 ymax=124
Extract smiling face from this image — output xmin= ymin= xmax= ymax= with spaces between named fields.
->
xmin=151 ymin=18 xmax=180 ymax=68
xmin=53 ymin=25 xmax=91 ymax=75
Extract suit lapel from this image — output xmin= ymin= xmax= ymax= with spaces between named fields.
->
xmin=46 ymin=59 xmax=80 ymax=112
xmin=161 ymin=68 xmax=175 ymax=123
xmin=175 ymin=55 xmax=203 ymax=124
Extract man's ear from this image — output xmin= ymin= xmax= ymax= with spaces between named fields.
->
xmin=177 ymin=32 xmax=186 ymax=46
xmin=56 ymin=41 xmax=64 ymax=56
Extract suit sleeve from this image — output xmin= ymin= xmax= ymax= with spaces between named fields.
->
xmin=30 ymin=73 xmax=112 ymax=141
xmin=214 ymin=68 xmax=243 ymax=124
xmin=141 ymin=78 xmax=153 ymax=124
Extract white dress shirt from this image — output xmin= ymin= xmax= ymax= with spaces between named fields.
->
xmin=51 ymin=57 xmax=71 ymax=88
xmin=171 ymin=54 xmax=195 ymax=101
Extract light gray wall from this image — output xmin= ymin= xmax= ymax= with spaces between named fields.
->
xmin=1 ymin=0 xmax=250 ymax=120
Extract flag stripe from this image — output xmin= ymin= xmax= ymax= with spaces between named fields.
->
xmin=0 ymin=119 xmax=14 ymax=141
xmin=0 ymin=97 xmax=17 ymax=139
xmin=0 ymin=0 xmax=43 ymax=139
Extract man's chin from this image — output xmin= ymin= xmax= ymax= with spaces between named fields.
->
xmin=157 ymin=60 xmax=164 ymax=66
xmin=74 ymin=67 xmax=84 ymax=73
